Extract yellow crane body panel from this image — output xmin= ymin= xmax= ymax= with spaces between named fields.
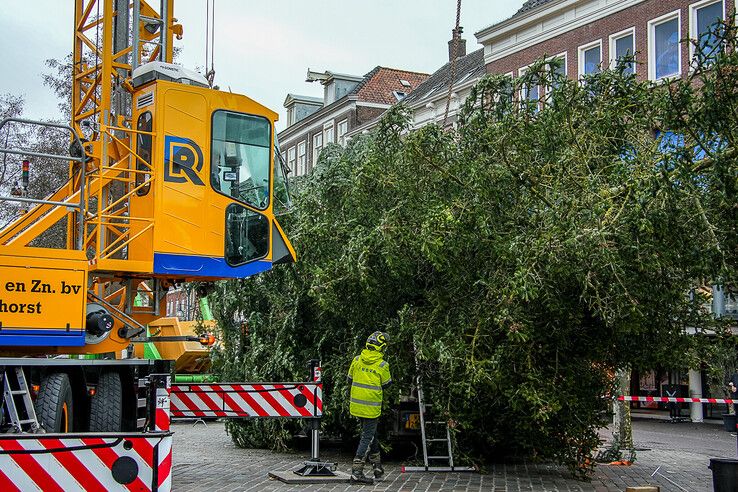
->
xmin=0 ymin=247 xmax=88 ymax=347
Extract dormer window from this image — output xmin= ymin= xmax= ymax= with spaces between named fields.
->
xmin=306 ymin=70 xmax=363 ymax=106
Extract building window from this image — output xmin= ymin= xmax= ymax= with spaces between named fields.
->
xmin=690 ymin=0 xmax=724 ymax=64
xmin=523 ymin=80 xmax=538 ymax=102
xmin=609 ymin=28 xmax=635 ymax=74
xmin=519 ymin=66 xmax=540 ymax=110
xmin=287 ymin=146 xmax=296 ymax=175
xmin=337 ymin=119 xmax=348 ymax=146
xmin=286 ymin=108 xmax=294 ymax=126
xmin=297 ymin=141 xmax=306 ymax=175
xmin=490 ymin=72 xmax=515 ymax=109
xmin=323 ymin=121 xmax=334 ymax=144
xmin=312 ymin=133 xmax=323 ymax=167
xmin=547 ymin=53 xmax=567 ymax=92
xmin=649 ymin=11 xmax=681 ymax=80
xmin=578 ymin=41 xmax=602 ymax=78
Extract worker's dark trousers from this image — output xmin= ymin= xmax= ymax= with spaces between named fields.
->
xmin=355 ymin=417 xmax=380 ymax=460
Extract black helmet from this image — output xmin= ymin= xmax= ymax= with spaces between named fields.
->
xmin=366 ymin=331 xmax=389 ymax=352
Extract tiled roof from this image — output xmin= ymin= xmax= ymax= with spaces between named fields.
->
xmin=402 ymin=48 xmax=485 ymax=106
xmin=278 ymin=66 xmax=429 ymax=137
xmin=515 ymin=0 xmax=555 ymax=15
xmin=354 ymin=67 xmax=430 ymax=105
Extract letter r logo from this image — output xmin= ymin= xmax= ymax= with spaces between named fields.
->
xmin=164 ymin=135 xmax=204 ymax=186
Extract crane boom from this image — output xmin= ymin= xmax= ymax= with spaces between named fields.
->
xmin=0 ymin=0 xmax=295 ymax=355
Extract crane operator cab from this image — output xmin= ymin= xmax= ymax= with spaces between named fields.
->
xmin=128 ymin=61 xmax=295 ymax=280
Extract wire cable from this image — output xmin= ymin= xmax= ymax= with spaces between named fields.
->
xmin=204 ymin=0 xmax=216 ymax=87
xmin=205 ymin=0 xmax=210 ymax=73
xmin=443 ymin=0 xmax=462 ymax=127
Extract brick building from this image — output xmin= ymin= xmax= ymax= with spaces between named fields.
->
xmin=278 ymin=67 xmax=428 ymax=176
xmin=475 ymin=0 xmax=733 ymax=83
xmin=164 ymin=287 xmax=198 ymax=320
xmin=474 ymin=0 xmax=734 ymax=424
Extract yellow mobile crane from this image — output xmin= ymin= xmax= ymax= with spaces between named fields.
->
xmin=0 ymin=2 xmax=300 ymax=485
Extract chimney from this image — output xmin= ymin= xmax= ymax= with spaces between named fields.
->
xmin=448 ymin=27 xmax=467 ymax=62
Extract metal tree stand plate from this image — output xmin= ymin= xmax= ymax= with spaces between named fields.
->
xmin=268 ymin=469 xmax=351 ymax=485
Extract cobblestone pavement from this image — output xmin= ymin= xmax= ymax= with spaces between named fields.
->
xmin=171 ymin=418 xmax=737 ymax=491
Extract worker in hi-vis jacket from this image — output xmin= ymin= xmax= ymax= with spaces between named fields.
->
xmin=347 ymin=331 xmax=392 ymax=484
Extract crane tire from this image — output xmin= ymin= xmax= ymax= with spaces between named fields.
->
xmin=89 ymin=371 xmax=122 ymax=432
xmin=36 ymin=372 xmax=74 ymax=433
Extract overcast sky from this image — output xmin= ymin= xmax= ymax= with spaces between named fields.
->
xmin=0 ymin=1 xmax=521 ymax=131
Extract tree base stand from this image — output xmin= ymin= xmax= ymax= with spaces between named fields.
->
xmin=270 ymin=418 xmax=348 ymax=483
xmin=293 ymin=460 xmax=338 ymax=476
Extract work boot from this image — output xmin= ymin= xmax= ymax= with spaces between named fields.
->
xmin=369 ymin=452 xmax=384 ymax=479
xmin=350 ymin=458 xmax=373 ymax=484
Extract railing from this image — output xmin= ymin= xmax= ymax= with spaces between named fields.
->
xmin=83 ymin=123 xmax=155 ymax=265
xmin=0 ymin=118 xmax=87 ymax=250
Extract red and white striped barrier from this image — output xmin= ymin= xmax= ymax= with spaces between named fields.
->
xmin=154 ymin=375 xmax=172 ymax=491
xmin=618 ymin=395 xmax=737 ymax=404
xmin=0 ymin=433 xmax=173 ymax=491
xmin=170 ymin=382 xmax=323 ymax=419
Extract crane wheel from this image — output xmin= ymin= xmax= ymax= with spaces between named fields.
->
xmin=35 ymin=373 xmax=74 ymax=433
xmin=89 ymin=371 xmax=122 ymax=432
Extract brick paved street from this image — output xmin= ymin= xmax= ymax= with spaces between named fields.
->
xmin=172 ymin=418 xmax=736 ymax=491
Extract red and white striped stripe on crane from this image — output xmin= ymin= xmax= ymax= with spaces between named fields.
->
xmin=154 ymin=377 xmax=172 ymax=491
xmin=170 ymin=382 xmax=323 ymax=419
xmin=618 ymin=395 xmax=737 ymax=404
xmin=0 ymin=433 xmax=173 ymax=491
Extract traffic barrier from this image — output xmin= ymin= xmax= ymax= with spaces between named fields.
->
xmin=618 ymin=396 xmax=736 ymax=404
xmin=0 ymin=433 xmax=173 ymax=491
xmin=170 ymin=382 xmax=322 ymax=419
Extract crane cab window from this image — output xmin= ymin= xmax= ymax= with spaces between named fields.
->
xmin=225 ymin=204 xmax=269 ymax=265
xmin=211 ymin=111 xmax=271 ymax=209
xmin=135 ymin=112 xmax=152 ymax=195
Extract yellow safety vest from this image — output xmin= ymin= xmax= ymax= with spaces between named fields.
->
xmin=348 ymin=349 xmax=392 ymax=418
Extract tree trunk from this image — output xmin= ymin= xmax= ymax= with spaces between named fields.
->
xmin=612 ymin=368 xmax=634 ymax=459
